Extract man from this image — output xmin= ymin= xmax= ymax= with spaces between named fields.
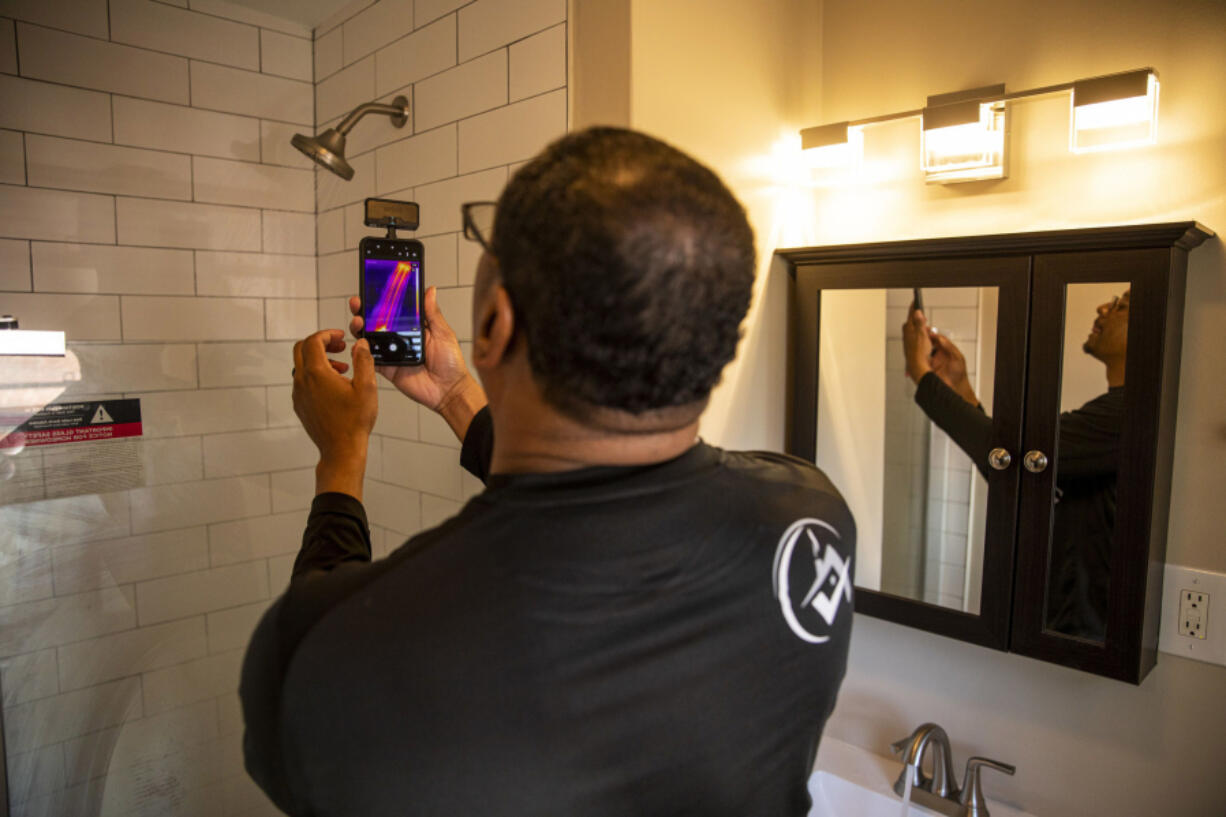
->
xmin=241 ymin=127 xmax=856 ymax=816
xmin=902 ymin=290 xmax=1128 ymax=639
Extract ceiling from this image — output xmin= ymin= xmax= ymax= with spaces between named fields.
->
xmin=223 ymin=0 xmax=356 ymax=31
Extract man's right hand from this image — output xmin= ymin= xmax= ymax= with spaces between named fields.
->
xmin=349 ymin=287 xmax=488 ymax=440
xmin=928 ymin=326 xmax=979 ymax=407
xmin=903 ymin=308 xmax=979 ymax=406
xmin=902 ymin=308 xmax=935 ymax=383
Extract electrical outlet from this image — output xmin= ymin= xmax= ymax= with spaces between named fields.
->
xmin=1160 ymin=564 xmax=1226 ymax=667
xmin=1178 ymin=589 xmax=1208 ymax=639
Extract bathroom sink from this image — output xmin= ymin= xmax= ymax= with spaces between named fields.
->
xmin=807 ymin=737 xmax=1036 ymax=817
xmin=808 ymin=767 xmax=931 ymax=816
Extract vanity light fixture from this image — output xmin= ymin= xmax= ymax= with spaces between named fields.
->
xmin=799 ymin=121 xmax=865 ymax=184
xmin=798 ymin=68 xmax=1159 ymax=185
xmin=1070 ymin=69 xmax=1159 ymax=153
xmin=921 ymin=85 xmax=1008 ymax=183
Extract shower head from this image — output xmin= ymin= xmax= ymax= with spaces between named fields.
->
xmin=291 ymin=94 xmax=409 ymax=181
xmin=292 ymin=128 xmax=353 ymax=180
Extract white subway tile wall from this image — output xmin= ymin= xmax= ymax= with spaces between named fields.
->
xmin=0 ymin=0 xmax=568 ymax=813
xmin=0 ymin=128 xmax=22 ymax=185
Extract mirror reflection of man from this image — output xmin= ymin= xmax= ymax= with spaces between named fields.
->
xmin=901 ymin=290 xmax=1130 ymax=641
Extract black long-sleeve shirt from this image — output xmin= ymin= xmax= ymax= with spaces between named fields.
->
xmin=915 ymin=372 xmax=1124 ymax=639
xmin=240 ymin=408 xmax=856 ymax=816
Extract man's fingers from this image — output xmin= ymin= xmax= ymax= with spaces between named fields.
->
xmin=422 ymin=287 xmax=453 ymax=338
xmin=329 ymin=359 xmax=350 ymax=374
xmin=325 ymin=331 xmax=347 ymax=354
xmin=349 ymin=314 xmax=365 ymax=336
xmin=348 ymin=295 xmax=361 ymax=316
xmin=352 ymin=338 xmax=377 ymax=390
xmin=292 ymin=340 xmax=305 ymax=374
xmin=301 ymin=329 xmax=345 ymax=372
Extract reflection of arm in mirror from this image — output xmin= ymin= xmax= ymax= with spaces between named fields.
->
xmin=903 ymin=309 xmax=993 ymax=477
xmin=902 ymin=308 xmax=979 ymax=405
xmin=914 ymin=372 xmax=993 ymax=480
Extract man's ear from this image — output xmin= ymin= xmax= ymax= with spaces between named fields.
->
xmin=472 ymin=284 xmax=517 ymax=369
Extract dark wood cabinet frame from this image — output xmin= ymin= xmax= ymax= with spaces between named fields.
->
xmin=779 ymin=222 xmax=1213 ymax=683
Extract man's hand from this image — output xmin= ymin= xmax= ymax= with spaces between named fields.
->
xmin=902 ymin=308 xmax=935 ymax=383
xmin=929 ymin=331 xmax=978 ymax=406
xmin=292 ymin=329 xmax=378 ymax=499
xmin=903 ymin=308 xmax=980 ymax=406
xmin=349 ymin=286 xmax=487 ymax=441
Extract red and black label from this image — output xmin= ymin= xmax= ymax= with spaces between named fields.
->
xmin=0 ymin=399 xmax=143 ymax=449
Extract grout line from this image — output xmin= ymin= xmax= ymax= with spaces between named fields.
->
xmin=8 ymin=60 xmax=312 ymax=118
xmin=15 ymin=19 xmax=286 ymax=82
xmin=160 ymin=2 xmax=313 ymax=42
xmin=11 ymin=15 xmax=21 ymax=76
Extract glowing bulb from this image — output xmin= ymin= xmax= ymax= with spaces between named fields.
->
xmin=1071 ymin=73 xmax=1159 ymax=153
xmin=922 ymin=102 xmax=1007 ymax=183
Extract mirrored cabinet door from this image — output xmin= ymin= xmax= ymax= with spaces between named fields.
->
xmin=1011 ymin=248 xmax=1180 ymax=680
xmin=787 ymin=256 xmax=1030 ymax=649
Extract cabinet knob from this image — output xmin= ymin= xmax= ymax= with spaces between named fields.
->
xmin=987 ymin=448 xmax=1012 ymax=470
xmin=1024 ymin=450 xmax=1049 ymax=473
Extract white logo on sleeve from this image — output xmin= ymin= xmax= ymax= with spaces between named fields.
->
xmin=772 ymin=518 xmax=852 ymax=644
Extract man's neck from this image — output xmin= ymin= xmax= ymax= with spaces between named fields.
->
xmin=487 ymin=389 xmax=702 ymax=475
xmin=489 ymin=411 xmax=700 ymax=474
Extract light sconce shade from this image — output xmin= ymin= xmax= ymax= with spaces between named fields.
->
xmin=800 ymin=121 xmax=864 ymax=181
xmin=921 ymin=85 xmax=1008 ymax=184
xmin=1070 ymin=69 xmax=1159 ymax=153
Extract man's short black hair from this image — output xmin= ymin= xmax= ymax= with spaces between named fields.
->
xmin=491 ymin=126 xmax=756 ymax=421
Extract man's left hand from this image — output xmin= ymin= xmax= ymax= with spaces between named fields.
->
xmin=292 ymin=329 xmax=378 ymax=499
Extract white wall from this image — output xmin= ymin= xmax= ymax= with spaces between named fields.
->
xmin=590 ymin=0 xmax=1226 ymax=815
xmin=0 ymin=1 xmax=568 ymax=815
xmin=814 ymin=1 xmax=1226 ymax=815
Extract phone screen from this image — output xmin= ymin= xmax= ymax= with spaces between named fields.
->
xmin=361 ymin=239 xmax=424 ymax=365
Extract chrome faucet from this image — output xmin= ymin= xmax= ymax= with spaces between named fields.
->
xmin=890 ymin=723 xmax=1016 ymax=817
xmin=891 ymin=722 xmax=959 ymax=799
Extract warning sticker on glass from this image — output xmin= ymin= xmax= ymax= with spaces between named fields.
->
xmin=0 ymin=399 xmax=143 ymax=449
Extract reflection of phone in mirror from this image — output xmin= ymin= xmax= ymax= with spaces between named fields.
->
xmin=911 ymin=286 xmax=925 ymax=315
xmin=359 ymin=237 xmax=424 ymax=366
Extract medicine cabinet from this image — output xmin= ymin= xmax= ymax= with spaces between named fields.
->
xmin=779 ymin=222 xmax=1212 ymax=683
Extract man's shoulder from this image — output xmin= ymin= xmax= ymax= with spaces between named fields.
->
xmin=716 ymin=446 xmax=845 ymax=495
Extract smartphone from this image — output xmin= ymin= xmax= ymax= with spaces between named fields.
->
xmin=911 ymin=286 xmax=925 ymax=315
xmin=358 ymin=236 xmax=424 ymax=366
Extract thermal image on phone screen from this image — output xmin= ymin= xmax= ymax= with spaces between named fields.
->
xmin=364 ymin=259 xmax=421 ymax=333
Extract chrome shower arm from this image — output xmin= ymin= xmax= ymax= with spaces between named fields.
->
xmin=337 ymin=98 xmax=409 ymax=134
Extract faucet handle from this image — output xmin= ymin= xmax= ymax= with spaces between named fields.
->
xmin=958 ymin=756 xmax=1016 ymax=817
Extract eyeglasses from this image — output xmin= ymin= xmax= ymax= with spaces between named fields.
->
xmin=461 ymin=201 xmax=497 ymax=254
xmin=1106 ymin=294 xmax=1130 ymax=314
